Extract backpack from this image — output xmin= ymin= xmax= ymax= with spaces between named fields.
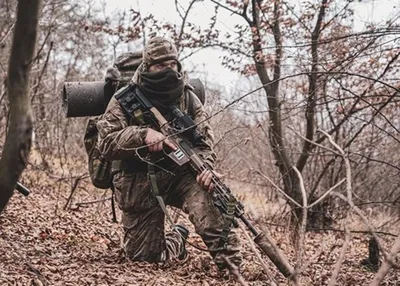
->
xmin=84 ymin=116 xmax=113 ymax=189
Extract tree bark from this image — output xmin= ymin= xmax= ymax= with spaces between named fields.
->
xmin=0 ymin=0 xmax=42 ymax=213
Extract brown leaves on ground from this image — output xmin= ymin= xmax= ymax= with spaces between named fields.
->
xmin=0 ymin=167 xmax=399 ymax=285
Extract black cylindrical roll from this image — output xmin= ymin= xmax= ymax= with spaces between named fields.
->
xmin=62 ymin=81 xmax=112 ymax=117
xmin=62 ymin=78 xmax=204 ymax=118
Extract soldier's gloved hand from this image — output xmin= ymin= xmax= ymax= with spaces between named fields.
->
xmin=197 ymin=170 xmax=222 ymax=193
xmin=144 ymin=128 xmax=176 ymax=152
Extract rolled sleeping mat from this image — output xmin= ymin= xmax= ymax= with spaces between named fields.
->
xmin=62 ymin=78 xmax=205 ymax=118
xmin=62 ymin=81 xmax=114 ymax=117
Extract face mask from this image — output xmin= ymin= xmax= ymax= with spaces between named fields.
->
xmin=140 ymin=68 xmax=183 ymax=91
xmin=139 ymin=68 xmax=185 ymax=113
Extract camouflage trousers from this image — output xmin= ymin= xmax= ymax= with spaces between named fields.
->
xmin=112 ymin=165 xmax=242 ymax=269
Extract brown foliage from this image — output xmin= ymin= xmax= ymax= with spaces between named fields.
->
xmin=0 ymin=164 xmax=399 ymax=285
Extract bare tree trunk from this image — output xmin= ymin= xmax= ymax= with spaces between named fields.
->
xmin=250 ymin=0 xmax=304 ymax=223
xmin=0 ymin=0 xmax=42 ymax=213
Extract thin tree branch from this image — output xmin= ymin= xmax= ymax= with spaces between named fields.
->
xmin=209 ymin=0 xmax=252 ymax=25
xmin=292 ymin=166 xmax=308 ymax=284
xmin=370 ymin=234 xmax=400 ymax=285
xmin=254 ymin=170 xmax=303 ymax=208
xmin=327 ymin=224 xmax=351 ymax=286
xmin=0 ymin=21 xmax=16 ymax=46
xmin=308 ymin=179 xmax=346 ymax=209
xmin=318 ymin=130 xmax=352 ymax=202
xmin=176 ymin=0 xmax=197 ymax=53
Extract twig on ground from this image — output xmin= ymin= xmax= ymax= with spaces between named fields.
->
xmin=297 ymin=238 xmax=329 ymax=275
xmin=63 ymin=177 xmax=81 ymax=210
xmin=223 ymin=256 xmax=248 ymax=286
xmin=75 ymin=197 xmax=112 ymax=207
xmin=308 ymin=228 xmax=398 ymax=238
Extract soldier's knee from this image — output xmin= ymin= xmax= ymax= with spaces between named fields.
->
xmin=125 ymin=248 xmax=163 ymax=263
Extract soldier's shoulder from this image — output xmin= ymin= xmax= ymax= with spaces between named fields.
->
xmin=99 ymin=96 xmax=127 ymax=122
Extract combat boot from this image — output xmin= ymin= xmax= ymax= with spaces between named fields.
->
xmin=174 ymin=224 xmax=189 ymax=260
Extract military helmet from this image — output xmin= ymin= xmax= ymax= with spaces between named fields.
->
xmin=143 ymin=36 xmax=179 ymax=67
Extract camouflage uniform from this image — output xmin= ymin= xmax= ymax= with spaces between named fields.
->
xmin=96 ymin=37 xmax=242 ymax=268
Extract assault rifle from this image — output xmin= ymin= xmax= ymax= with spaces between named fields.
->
xmin=114 ymin=84 xmax=295 ymax=280
xmin=115 ymin=84 xmax=258 ymax=236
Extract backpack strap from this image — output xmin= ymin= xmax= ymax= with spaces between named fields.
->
xmin=110 ymin=184 xmax=118 ymax=223
xmin=186 ymin=90 xmax=196 ymax=119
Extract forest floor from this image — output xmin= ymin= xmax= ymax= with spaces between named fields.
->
xmin=0 ymin=159 xmax=399 ymax=286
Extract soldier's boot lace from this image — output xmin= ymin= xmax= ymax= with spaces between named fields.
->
xmin=174 ymin=224 xmax=189 ymax=261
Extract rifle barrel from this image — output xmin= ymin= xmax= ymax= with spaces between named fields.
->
xmin=239 ymin=214 xmax=259 ymax=236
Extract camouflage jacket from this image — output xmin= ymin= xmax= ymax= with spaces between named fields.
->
xmin=96 ymin=85 xmax=216 ymax=173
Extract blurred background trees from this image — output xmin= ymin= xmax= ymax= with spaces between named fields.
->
xmin=0 ymin=0 xmax=399 ymax=232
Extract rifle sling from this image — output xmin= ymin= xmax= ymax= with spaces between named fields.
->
xmin=110 ymin=184 xmax=118 ymax=223
xmin=147 ymin=164 xmax=176 ymax=228
xmin=115 ymin=85 xmax=178 ymax=229
xmin=218 ymin=196 xmax=236 ymax=250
